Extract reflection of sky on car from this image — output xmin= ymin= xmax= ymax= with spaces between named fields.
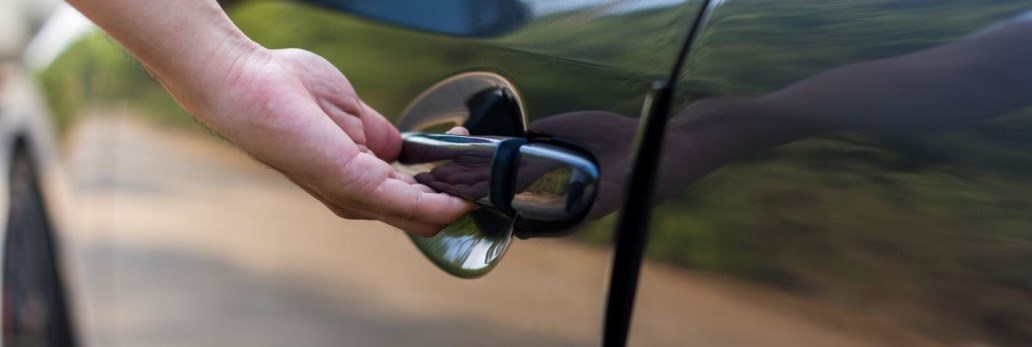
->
xmin=524 ymin=0 xmax=685 ymax=16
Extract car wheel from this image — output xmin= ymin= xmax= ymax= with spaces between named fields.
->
xmin=2 ymin=149 xmax=75 ymax=347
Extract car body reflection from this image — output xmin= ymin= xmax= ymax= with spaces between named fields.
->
xmin=524 ymin=15 xmax=1032 ymax=221
xmin=399 ymin=13 xmax=1032 ymax=343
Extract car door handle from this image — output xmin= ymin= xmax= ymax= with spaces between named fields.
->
xmin=397 ymin=132 xmax=600 ymax=232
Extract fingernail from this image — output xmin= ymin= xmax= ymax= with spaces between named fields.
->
xmin=446 ymin=126 xmax=470 ymax=136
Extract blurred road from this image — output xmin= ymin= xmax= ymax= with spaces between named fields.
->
xmin=57 ymin=114 xmax=924 ymax=347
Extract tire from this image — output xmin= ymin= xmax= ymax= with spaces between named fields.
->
xmin=2 ymin=149 xmax=76 ymax=347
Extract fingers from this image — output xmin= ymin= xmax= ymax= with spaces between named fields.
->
xmin=371 ymin=177 xmax=476 ymax=225
xmin=222 ymin=49 xmax=469 ymax=237
xmin=446 ymin=126 xmax=470 ymax=135
xmin=393 ymin=171 xmax=418 ymax=184
xmin=394 ymin=172 xmax=438 ymax=194
xmin=359 ymin=101 xmax=403 ymax=162
xmin=324 ymin=199 xmax=446 ymax=237
xmin=317 ymin=150 xmax=472 ymax=234
xmin=366 ymin=178 xmax=476 ymax=236
xmin=421 ymin=179 xmax=489 ymax=200
xmin=317 ymin=175 xmax=467 ymax=236
xmin=451 ymin=181 xmax=489 ymax=199
xmin=429 ymin=163 xmax=485 ymax=181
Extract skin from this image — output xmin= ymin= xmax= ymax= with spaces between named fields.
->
xmin=65 ymin=0 xmax=473 ymax=236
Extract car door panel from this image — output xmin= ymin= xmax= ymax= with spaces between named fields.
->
xmin=635 ymin=1 xmax=1032 ymax=346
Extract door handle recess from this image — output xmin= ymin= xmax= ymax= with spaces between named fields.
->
xmin=397 ymin=132 xmax=600 ymax=234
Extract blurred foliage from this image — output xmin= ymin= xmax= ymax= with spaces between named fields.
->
xmin=38 ymin=32 xmax=199 ymax=133
xmin=521 ymin=167 xmax=571 ymax=197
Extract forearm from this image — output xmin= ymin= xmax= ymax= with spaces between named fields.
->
xmin=66 ymin=0 xmax=259 ymax=115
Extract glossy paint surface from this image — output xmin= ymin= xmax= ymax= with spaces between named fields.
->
xmin=36 ymin=0 xmax=704 ymax=345
xmin=637 ymin=1 xmax=1032 ymax=346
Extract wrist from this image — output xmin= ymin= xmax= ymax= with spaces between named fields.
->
xmin=125 ymin=3 xmax=263 ymax=119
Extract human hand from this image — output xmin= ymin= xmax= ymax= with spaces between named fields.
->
xmin=410 ymin=112 xmax=641 ymax=222
xmin=185 ymin=48 xmax=474 ymax=236
xmin=64 ymin=0 xmax=473 ymax=235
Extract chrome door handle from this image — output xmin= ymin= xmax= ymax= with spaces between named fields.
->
xmin=397 ymin=132 xmax=600 ymax=234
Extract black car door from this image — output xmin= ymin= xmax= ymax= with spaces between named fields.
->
xmin=632 ymin=1 xmax=1032 ymax=346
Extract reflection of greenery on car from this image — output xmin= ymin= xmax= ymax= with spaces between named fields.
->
xmin=39 ymin=0 xmax=1031 ymax=344
xmin=634 ymin=1 xmax=1032 ymax=343
xmin=521 ymin=167 xmax=571 ymax=198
